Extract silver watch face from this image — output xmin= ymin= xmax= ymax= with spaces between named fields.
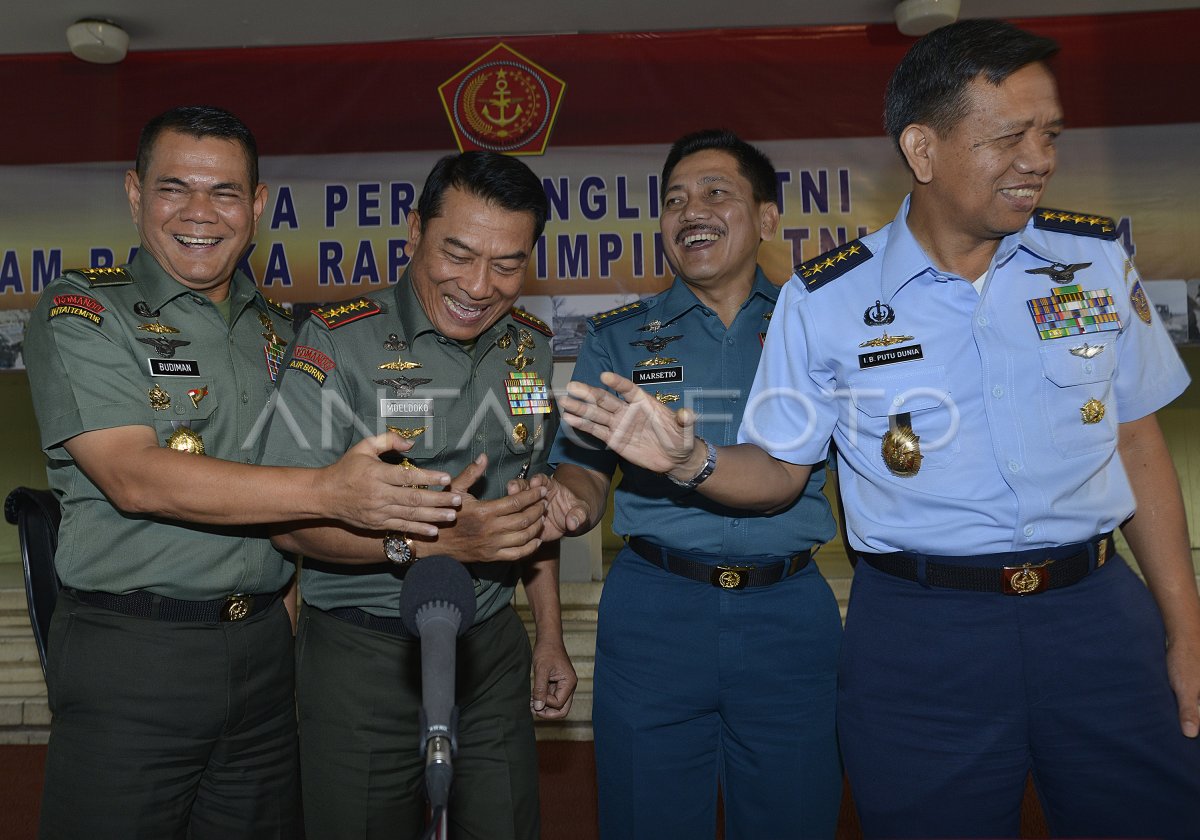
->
xmin=383 ymin=534 xmax=414 ymax=565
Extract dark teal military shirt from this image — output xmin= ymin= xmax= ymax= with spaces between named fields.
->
xmin=550 ymin=268 xmax=835 ymax=555
xmin=260 ymin=271 xmax=557 ymax=621
xmin=24 ymin=249 xmax=296 ymax=599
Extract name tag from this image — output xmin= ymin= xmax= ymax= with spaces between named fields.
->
xmin=632 ymin=366 xmax=683 ymax=385
xmin=148 ymin=359 xmax=201 ymax=377
xmin=380 ymin=398 xmax=433 ymax=417
xmin=859 ymin=345 xmax=924 ymax=369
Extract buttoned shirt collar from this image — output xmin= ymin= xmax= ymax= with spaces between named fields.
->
xmin=129 ymin=247 xmax=263 ymax=319
xmin=658 ymin=266 xmax=779 ymax=326
xmin=884 ymin=194 xmax=1079 ymax=297
xmin=392 ymin=268 xmax=513 ymax=350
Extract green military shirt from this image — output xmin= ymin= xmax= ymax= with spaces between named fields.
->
xmin=23 ymin=249 xmax=296 ymax=600
xmin=261 ymin=270 xmax=557 ymax=622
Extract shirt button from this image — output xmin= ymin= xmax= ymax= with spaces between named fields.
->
xmin=1008 ymin=460 xmax=1021 ymax=473
xmin=173 ymin=405 xmax=184 ymax=415
xmin=992 ymin=386 xmax=1004 ymax=398
xmin=977 ymin=316 xmax=989 ymax=327
xmin=892 ymin=396 xmax=904 ymax=407
xmin=726 ymin=337 xmax=735 ymax=345
xmin=731 ymin=520 xmax=740 ymax=528
xmin=1083 ymin=362 xmax=1094 ymax=375
xmin=1023 ymin=525 xmax=1035 ymax=537
xmin=241 ymin=392 xmax=249 ymax=404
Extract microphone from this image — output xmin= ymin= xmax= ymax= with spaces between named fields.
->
xmin=398 ymin=555 xmax=477 ymax=812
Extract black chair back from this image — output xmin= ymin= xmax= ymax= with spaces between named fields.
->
xmin=4 ymin=487 xmax=62 ymax=678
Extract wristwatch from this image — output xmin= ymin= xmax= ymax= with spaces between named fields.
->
xmin=383 ymin=532 xmax=416 ymax=566
xmin=666 ymin=437 xmax=717 ymax=490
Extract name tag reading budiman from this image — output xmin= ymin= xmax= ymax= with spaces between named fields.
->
xmin=380 ymin=398 xmax=433 ymax=417
xmin=147 ymin=359 xmax=201 ymax=377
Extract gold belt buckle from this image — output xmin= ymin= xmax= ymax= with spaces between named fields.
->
xmin=222 ymin=594 xmax=253 ymax=621
xmin=1002 ymin=559 xmax=1053 ymax=596
xmin=712 ymin=566 xmax=752 ymax=590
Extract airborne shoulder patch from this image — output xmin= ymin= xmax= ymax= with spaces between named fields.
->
xmin=796 ymin=240 xmax=873 ymax=292
xmin=67 ymin=266 xmax=134 ymax=287
xmin=588 ymin=300 xmax=646 ymax=331
xmin=311 ymin=298 xmax=382 ymax=330
xmin=265 ymin=297 xmax=294 ymax=321
xmin=512 ymin=307 xmax=553 ymax=336
xmin=1033 ymin=209 xmax=1118 ymax=240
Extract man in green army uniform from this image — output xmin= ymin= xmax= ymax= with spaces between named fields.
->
xmin=263 ymin=151 xmax=577 ymax=840
xmin=23 ymin=106 xmax=464 ymax=839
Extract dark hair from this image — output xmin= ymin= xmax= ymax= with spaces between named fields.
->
xmin=416 ymin=151 xmax=549 ymax=244
xmin=660 ymin=129 xmax=778 ymax=206
xmin=136 ymin=105 xmax=260 ymax=187
xmin=884 ymin=19 xmax=1059 ymax=153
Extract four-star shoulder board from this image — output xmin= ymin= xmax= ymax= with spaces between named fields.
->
xmin=797 ymin=240 xmax=873 ymax=292
xmin=67 ymin=266 xmax=134 ymax=287
xmin=588 ymin=300 xmax=646 ymax=330
xmin=1033 ymin=209 xmax=1117 ymax=240
xmin=312 ymin=298 xmax=382 ymax=329
xmin=512 ymin=307 xmax=553 ymax=336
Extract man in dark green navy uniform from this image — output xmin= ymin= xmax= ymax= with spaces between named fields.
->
xmin=24 ymin=106 xmax=464 ymax=840
xmin=263 ymin=151 xmax=576 ymax=840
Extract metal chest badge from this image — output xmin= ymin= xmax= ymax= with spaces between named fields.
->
xmin=505 ymin=329 xmax=537 ymax=371
xmin=261 ymin=313 xmax=288 ymax=383
xmin=166 ymin=423 xmax=205 ymax=455
xmin=881 ymin=413 xmax=922 ymax=477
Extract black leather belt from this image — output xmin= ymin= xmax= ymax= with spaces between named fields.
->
xmin=325 ymin=606 xmax=416 ymax=639
xmin=857 ymin=534 xmax=1113 ymax=596
xmin=628 ymin=537 xmax=811 ymax=590
xmin=67 ymin=587 xmax=282 ymax=622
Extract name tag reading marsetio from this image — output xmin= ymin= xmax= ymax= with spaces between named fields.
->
xmin=632 ymin=366 xmax=683 ymax=385
xmin=147 ymin=359 xmax=201 ymax=377
xmin=380 ymin=398 xmax=434 ymax=417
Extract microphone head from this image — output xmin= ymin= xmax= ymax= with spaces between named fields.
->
xmin=398 ymin=555 xmax=477 ymax=637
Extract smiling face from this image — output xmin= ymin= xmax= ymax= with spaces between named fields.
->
xmin=406 ymin=186 xmax=537 ymax=341
xmin=659 ymin=148 xmax=778 ymax=291
xmin=125 ymin=130 xmax=267 ymax=301
xmin=911 ymin=62 xmax=1063 ymax=243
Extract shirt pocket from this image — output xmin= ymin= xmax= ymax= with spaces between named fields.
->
xmin=848 ymin=364 xmax=959 ymax=471
xmin=152 ymin=386 xmax=218 ymax=446
xmin=1038 ymin=342 xmax=1117 ymax=458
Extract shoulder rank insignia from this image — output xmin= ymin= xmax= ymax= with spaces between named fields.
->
xmin=588 ymin=300 xmax=646 ymax=330
xmin=311 ymin=298 xmax=382 ymax=330
xmin=797 ymin=240 xmax=873 ymax=292
xmin=68 ymin=266 xmax=134 ymax=287
xmin=1033 ymin=209 xmax=1117 ymax=240
xmin=512 ymin=307 xmax=553 ymax=336
xmin=264 ymin=297 xmax=293 ymax=321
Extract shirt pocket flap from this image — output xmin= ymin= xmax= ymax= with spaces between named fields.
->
xmin=1039 ymin=344 xmax=1116 ymax=388
xmin=850 ymin=366 xmax=950 ymax=418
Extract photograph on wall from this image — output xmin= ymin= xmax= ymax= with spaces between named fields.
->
xmin=1146 ymin=280 xmax=1190 ymax=345
xmin=518 ymin=294 xmax=640 ymax=359
xmin=1188 ymin=279 xmax=1200 ymax=344
xmin=0 ymin=309 xmax=30 ymax=370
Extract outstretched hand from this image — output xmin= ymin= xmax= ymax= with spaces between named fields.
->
xmin=413 ymin=454 xmax=547 ymax=563
xmin=320 ymin=433 xmax=459 ymax=536
xmin=559 ymin=371 xmax=696 ymax=474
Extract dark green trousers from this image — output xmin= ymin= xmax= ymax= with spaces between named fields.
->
xmin=297 ymin=604 xmax=539 ymax=840
xmin=39 ymin=589 xmax=300 ymax=839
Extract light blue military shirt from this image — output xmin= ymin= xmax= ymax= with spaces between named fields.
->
xmin=552 ymin=268 xmax=834 ymax=555
xmin=741 ymin=196 xmax=1189 ymax=555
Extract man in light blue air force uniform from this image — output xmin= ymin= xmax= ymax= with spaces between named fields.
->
xmin=556 ymin=19 xmax=1200 ymax=840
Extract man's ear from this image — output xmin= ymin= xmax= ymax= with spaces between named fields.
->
xmin=759 ymin=201 xmax=780 ymax=242
xmin=899 ymin=124 xmax=935 ymax=185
